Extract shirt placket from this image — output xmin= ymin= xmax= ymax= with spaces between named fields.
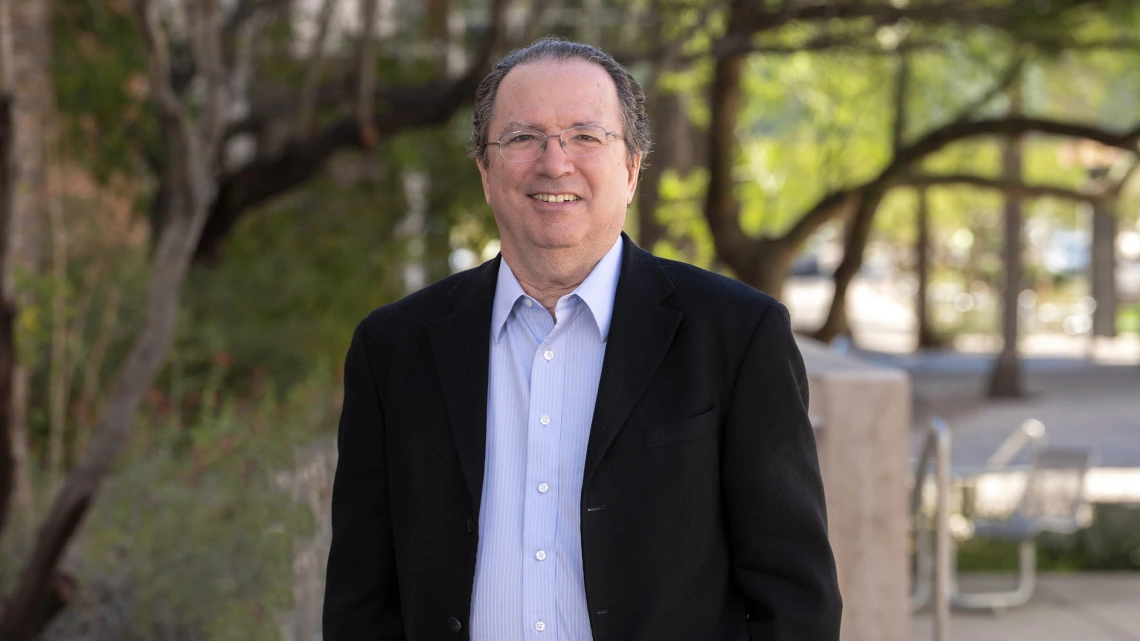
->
xmin=521 ymin=300 xmax=573 ymax=638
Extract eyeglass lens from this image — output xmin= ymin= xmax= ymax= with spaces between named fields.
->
xmin=499 ymin=126 xmax=610 ymax=162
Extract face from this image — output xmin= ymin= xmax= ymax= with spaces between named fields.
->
xmin=477 ymin=59 xmax=641 ymax=266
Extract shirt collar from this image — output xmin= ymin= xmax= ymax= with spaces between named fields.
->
xmin=491 ymin=235 xmax=623 ymax=343
xmin=491 ymin=257 xmax=528 ymax=342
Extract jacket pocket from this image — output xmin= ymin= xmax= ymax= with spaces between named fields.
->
xmin=644 ymin=404 xmax=719 ymax=448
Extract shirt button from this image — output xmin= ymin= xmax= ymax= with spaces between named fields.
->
xmin=543 ymin=350 xmax=554 ymax=361
xmin=535 ymin=620 xmax=546 ymax=632
xmin=540 ymin=415 xmax=551 ymax=425
xmin=448 ymin=616 xmax=462 ymax=633
xmin=536 ymin=550 xmax=547 ymax=561
xmin=524 ymin=299 xmax=533 ymax=308
xmin=538 ymin=482 xmax=549 ymax=493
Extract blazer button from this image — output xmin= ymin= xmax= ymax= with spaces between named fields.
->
xmin=448 ymin=616 xmax=462 ymax=633
xmin=466 ymin=516 xmax=474 ymax=534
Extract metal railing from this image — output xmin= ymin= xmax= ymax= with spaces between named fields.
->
xmin=911 ymin=416 xmax=951 ymax=641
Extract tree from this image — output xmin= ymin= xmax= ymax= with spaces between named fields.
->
xmin=914 ymin=187 xmax=939 ymax=348
xmin=0 ymin=0 xmax=233 ymax=635
xmin=0 ymin=0 xmax=513 ymax=635
xmin=193 ymin=0 xmax=509 ymax=262
xmin=987 ymin=80 xmax=1027 ymax=398
xmin=0 ymin=0 xmax=17 ymax=554
xmin=680 ymin=0 xmax=1140 ymax=315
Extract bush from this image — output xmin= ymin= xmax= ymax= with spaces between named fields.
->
xmin=2 ymin=369 xmax=341 ymax=641
xmin=956 ymin=503 xmax=1140 ymax=572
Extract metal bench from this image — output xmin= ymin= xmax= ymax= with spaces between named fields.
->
xmin=949 ymin=419 xmax=1092 ymax=612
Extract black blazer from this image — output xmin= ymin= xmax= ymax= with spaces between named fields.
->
xmin=323 ymin=235 xmax=841 ymax=641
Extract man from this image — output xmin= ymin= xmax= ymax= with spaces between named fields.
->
xmin=323 ymin=38 xmax=841 ymax=641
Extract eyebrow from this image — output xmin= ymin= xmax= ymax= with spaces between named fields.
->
xmin=498 ymin=120 xmax=609 ymax=135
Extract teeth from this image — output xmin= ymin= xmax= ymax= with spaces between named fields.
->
xmin=531 ymin=193 xmax=579 ymax=203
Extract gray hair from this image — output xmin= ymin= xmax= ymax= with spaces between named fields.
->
xmin=469 ymin=37 xmax=652 ymax=168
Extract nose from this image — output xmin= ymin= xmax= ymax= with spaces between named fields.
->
xmin=532 ymin=133 xmax=575 ymax=178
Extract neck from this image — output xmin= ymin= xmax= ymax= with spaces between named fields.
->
xmin=502 ymin=244 xmax=609 ymax=317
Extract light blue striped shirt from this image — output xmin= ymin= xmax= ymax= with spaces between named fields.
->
xmin=469 ymin=236 xmax=623 ymax=641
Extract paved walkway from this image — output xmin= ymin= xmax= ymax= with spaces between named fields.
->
xmin=912 ymin=573 xmax=1140 ymax=641
xmin=850 ymin=351 xmax=1140 ymax=640
xmin=783 ymin=278 xmax=1140 ymax=640
xmin=853 ymin=349 xmax=1140 ymax=470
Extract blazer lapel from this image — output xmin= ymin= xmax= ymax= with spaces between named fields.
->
xmin=584 ymin=235 xmax=682 ymax=484
xmin=426 ymin=257 xmax=499 ymax=515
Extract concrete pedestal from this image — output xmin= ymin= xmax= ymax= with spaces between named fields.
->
xmin=798 ymin=337 xmax=911 ymax=641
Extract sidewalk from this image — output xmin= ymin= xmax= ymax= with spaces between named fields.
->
xmin=852 ymin=350 xmax=1140 ymax=641
xmin=853 ymin=349 xmax=1140 ymax=469
xmin=912 ymin=573 xmax=1140 ymax=641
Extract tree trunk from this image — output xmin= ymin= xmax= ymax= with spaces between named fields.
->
xmin=0 ymin=193 xmax=212 ymax=640
xmin=46 ymin=154 xmax=67 ymax=491
xmin=635 ymin=4 xmax=675 ymax=253
xmin=703 ymin=50 xmax=757 ymax=277
xmin=636 ymin=127 xmax=666 ymax=251
xmin=915 ymin=187 xmax=940 ymax=348
xmin=637 ymin=85 xmax=685 ymax=251
xmin=0 ymin=0 xmax=17 ymax=550
xmin=8 ymin=0 xmax=49 ymax=271
xmin=986 ymin=87 xmax=1025 ymax=399
xmin=743 ymin=239 xmax=797 ymax=300
xmin=0 ymin=0 xmax=51 ymax=551
xmin=0 ymin=1 xmax=227 ymax=635
xmin=1090 ymin=202 xmax=1116 ymax=338
xmin=812 ymin=186 xmax=887 ymax=343
xmin=814 ymin=53 xmax=909 ymax=345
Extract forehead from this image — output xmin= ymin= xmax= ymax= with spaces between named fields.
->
xmin=492 ymin=59 xmax=623 ymax=132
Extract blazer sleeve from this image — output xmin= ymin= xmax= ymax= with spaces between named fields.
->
xmin=722 ymin=303 xmax=842 ymax=641
xmin=323 ymin=321 xmax=406 ymax=640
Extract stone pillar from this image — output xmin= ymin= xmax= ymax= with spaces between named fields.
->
xmin=1091 ymin=204 xmax=1117 ymax=338
xmin=797 ymin=336 xmax=911 ymax=641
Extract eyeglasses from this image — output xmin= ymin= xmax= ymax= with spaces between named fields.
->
xmin=488 ymin=125 xmax=625 ymax=163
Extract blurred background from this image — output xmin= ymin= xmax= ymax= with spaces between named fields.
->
xmin=0 ymin=0 xmax=1138 ymax=640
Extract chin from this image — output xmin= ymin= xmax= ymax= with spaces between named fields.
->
xmin=526 ymin=223 xmax=589 ymax=250
xmin=528 ymin=234 xmax=582 ymax=251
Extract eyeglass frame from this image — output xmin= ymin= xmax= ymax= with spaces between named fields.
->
xmin=486 ymin=125 xmax=627 ymax=163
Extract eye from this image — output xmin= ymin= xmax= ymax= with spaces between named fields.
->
xmin=505 ymin=133 xmax=538 ymax=145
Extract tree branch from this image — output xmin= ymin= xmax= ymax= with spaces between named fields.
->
xmin=734 ymin=0 xmax=1102 ymax=36
xmin=780 ymin=116 xmax=1140 ymax=249
xmin=0 ymin=0 xmax=15 ymax=551
xmin=295 ymin=0 xmax=339 ymax=139
xmin=222 ymin=0 xmax=291 ymax=53
xmin=194 ymin=0 xmax=511 ymax=262
xmin=706 ymin=32 xmax=941 ymax=60
xmin=356 ymin=0 xmax=380 ymax=147
xmin=1025 ymin=35 xmax=1140 ymax=52
xmin=949 ymin=56 xmax=1026 ymax=126
xmin=192 ymin=0 xmax=229 ymax=156
xmin=134 ymin=0 xmax=187 ymax=133
xmin=651 ymin=0 xmax=1124 ymax=64
xmin=0 ymin=0 xmax=232 ymax=635
xmin=901 ymin=173 xmax=1112 ymax=203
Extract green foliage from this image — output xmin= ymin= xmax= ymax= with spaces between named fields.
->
xmin=53 ymin=0 xmax=154 ymax=183
xmin=736 ymin=51 xmax=894 ymax=236
xmin=957 ymin=504 xmax=1140 ymax=572
xmin=1 ymin=368 xmax=339 ymax=640
xmin=1119 ymin=304 xmax=1140 ymax=335
xmin=177 ymin=118 xmax=493 ymax=391
xmin=25 ymin=3 xmax=1140 ymax=632
xmin=652 ymin=168 xmax=717 ymax=269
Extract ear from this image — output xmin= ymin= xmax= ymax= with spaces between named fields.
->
xmin=626 ymin=153 xmax=642 ymax=205
xmin=477 ymin=155 xmax=492 ymax=205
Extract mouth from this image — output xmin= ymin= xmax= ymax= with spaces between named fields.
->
xmin=529 ymin=193 xmax=581 ymax=203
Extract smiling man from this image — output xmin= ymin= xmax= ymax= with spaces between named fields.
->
xmin=323 ymin=38 xmax=841 ymax=641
